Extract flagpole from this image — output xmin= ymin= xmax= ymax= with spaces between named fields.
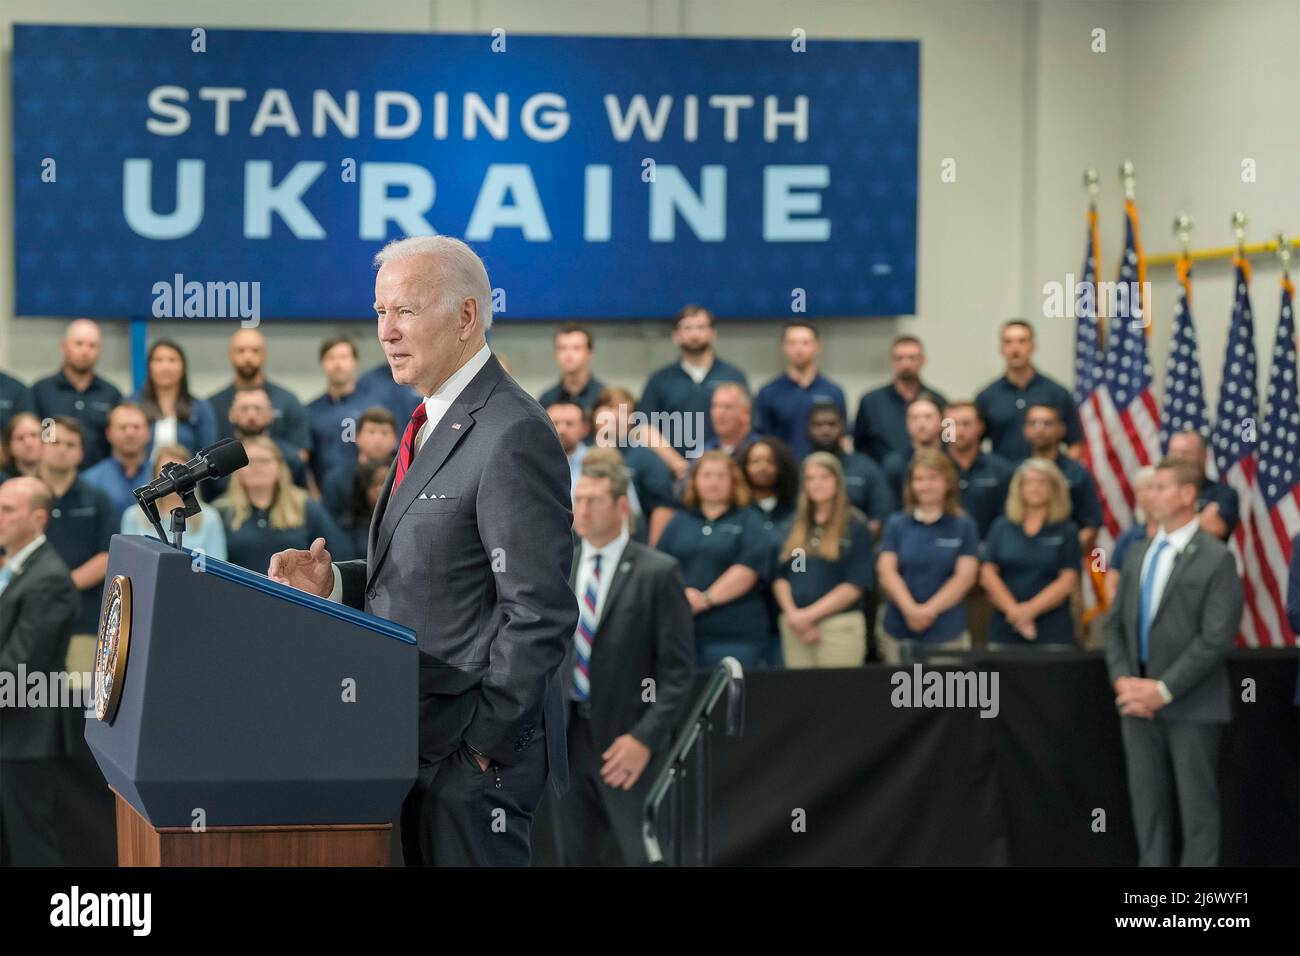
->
xmin=1233 ymin=211 xmax=1251 ymax=284
xmin=1277 ymin=231 xmax=1292 ymax=281
xmin=1174 ymin=213 xmax=1193 ymax=300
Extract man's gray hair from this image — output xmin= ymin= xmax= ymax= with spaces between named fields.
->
xmin=373 ymin=236 xmax=494 ymax=331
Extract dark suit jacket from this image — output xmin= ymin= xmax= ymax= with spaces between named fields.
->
xmin=0 ymin=540 xmax=79 ymax=759
xmin=562 ymin=539 xmax=695 ymax=757
xmin=336 ymin=354 xmax=577 ymax=794
xmin=1104 ymin=528 xmax=1243 ymax=722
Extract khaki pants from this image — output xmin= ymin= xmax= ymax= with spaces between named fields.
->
xmin=877 ymin=629 xmax=972 ymax=665
xmin=779 ymin=611 xmax=867 ymax=669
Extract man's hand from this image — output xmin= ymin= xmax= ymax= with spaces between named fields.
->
xmin=267 ymin=537 xmax=334 ymax=597
xmin=601 ymin=734 xmax=652 ymax=790
xmin=1115 ymin=677 xmax=1166 ymax=719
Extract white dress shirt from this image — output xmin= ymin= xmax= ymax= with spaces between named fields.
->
xmin=1133 ymin=514 xmax=1199 ymax=703
xmin=574 ymin=530 xmax=630 ymax=632
xmin=0 ymin=534 xmax=48 ymax=596
xmin=327 ymin=344 xmax=492 ymax=602
xmin=1137 ymin=514 xmax=1200 ymax=624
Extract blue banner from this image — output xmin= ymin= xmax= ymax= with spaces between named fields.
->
xmin=13 ymin=25 xmax=918 ymax=321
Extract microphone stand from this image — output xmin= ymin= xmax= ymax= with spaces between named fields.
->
xmin=136 ymin=462 xmax=203 ymax=550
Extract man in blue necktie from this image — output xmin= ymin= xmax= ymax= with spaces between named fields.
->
xmin=1104 ymin=457 xmax=1243 ymax=866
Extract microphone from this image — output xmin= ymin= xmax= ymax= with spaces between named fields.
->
xmin=134 ymin=438 xmax=249 ymax=508
xmin=134 ymin=439 xmax=248 ymax=547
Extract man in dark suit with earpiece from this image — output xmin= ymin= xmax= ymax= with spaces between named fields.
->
xmin=1105 ymin=457 xmax=1243 ymax=866
xmin=553 ymin=451 xmax=694 ymax=865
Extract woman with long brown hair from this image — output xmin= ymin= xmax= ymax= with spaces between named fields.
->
xmin=213 ymin=435 xmax=345 ymax=571
xmin=655 ymin=450 xmax=772 ymax=668
xmin=132 ymin=339 xmax=218 ymax=457
xmin=773 ymin=452 xmax=875 ymax=668
xmin=876 ymin=448 xmax=980 ymax=662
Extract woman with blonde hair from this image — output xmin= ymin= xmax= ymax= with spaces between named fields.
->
xmin=772 ymin=452 xmax=875 ymax=668
xmin=979 ymin=457 xmax=1082 ymax=646
xmin=655 ymin=449 xmax=772 ymax=668
xmin=876 ymin=448 xmax=980 ymax=661
xmin=121 ymin=443 xmax=228 ymax=560
xmin=213 ymin=436 xmax=345 ymax=571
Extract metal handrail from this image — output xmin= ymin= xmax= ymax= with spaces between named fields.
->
xmin=642 ymin=656 xmax=745 ymax=866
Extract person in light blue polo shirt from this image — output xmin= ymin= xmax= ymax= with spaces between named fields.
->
xmin=80 ymin=402 xmax=152 ymax=517
xmin=980 ymin=458 xmax=1082 ymax=647
xmin=121 ymin=443 xmax=227 ymax=561
xmin=877 ymin=448 xmax=980 ymax=662
xmin=754 ymin=322 xmax=847 ymax=460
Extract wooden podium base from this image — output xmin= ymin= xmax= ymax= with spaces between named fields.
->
xmin=114 ymin=792 xmax=392 ymax=866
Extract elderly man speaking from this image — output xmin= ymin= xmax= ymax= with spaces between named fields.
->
xmin=269 ymin=236 xmax=577 ymax=866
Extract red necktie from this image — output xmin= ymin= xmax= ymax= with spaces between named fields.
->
xmin=390 ymin=401 xmax=428 ymax=497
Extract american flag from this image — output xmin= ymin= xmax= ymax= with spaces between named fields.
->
xmin=1159 ymin=257 xmax=1212 ymax=461
xmin=1073 ymin=205 xmax=1118 ymax=612
xmin=1247 ymin=275 xmax=1298 ymax=646
xmin=1092 ymin=199 xmax=1162 ymax=545
xmin=1210 ymin=259 xmax=1270 ymax=647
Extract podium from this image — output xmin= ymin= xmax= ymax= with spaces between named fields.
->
xmin=85 ymin=534 xmax=418 ymax=866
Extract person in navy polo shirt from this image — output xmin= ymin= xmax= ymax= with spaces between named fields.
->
xmin=942 ymin=401 xmax=1014 ymax=539
xmin=1023 ymin=404 xmax=1101 ymax=554
xmin=320 ymin=407 xmax=397 ymax=526
xmin=1105 ymin=465 xmax=1157 ymax=604
xmin=590 ymin=387 xmax=676 ymax=544
xmin=980 ymin=458 xmax=1082 ymax=647
xmin=134 ymin=339 xmax=219 ymax=459
xmin=207 ymin=387 xmax=309 ymax=499
xmin=306 ymin=337 xmax=378 ymax=486
xmin=807 ymin=404 xmax=894 ymax=537
xmin=207 ymin=328 xmax=311 ymax=455
xmin=655 ymin=450 xmax=772 ymax=669
xmin=975 ymin=319 xmax=1082 ymax=462
xmin=0 ymin=412 xmax=44 ymax=482
xmin=538 ymin=322 xmax=605 ymax=417
xmin=853 ymin=335 xmax=947 ymax=465
xmin=0 ymin=371 xmax=35 ymax=437
xmin=639 ymin=305 xmax=748 ymax=454
xmin=80 ymin=402 xmax=152 ymax=518
xmin=213 ymin=436 xmax=346 ymax=572
xmin=754 ymin=322 xmax=847 ymax=460
xmin=943 ymin=400 xmax=1015 ymax=649
xmin=357 ymin=357 xmax=422 ymax=424
xmin=31 ymin=319 xmax=122 ymax=469
xmin=876 ymin=448 xmax=980 ymax=662
xmin=1166 ymin=430 xmax=1239 ymax=540
xmin=773 ymin=452 xmax=875 ymax=668
xmin=702 ymin=382 xmax=761 ymax=458
xmin=33 ymin=417 xmax=116 ymax=641
xmin=881 ymin=394 xmax=946 ymax=503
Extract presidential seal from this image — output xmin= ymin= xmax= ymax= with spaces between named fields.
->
xmin=93 ymin=575 xmax=132 ymax=722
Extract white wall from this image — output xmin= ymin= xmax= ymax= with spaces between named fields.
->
xmin=0 ymin=0 xmax=1294 ymax=415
